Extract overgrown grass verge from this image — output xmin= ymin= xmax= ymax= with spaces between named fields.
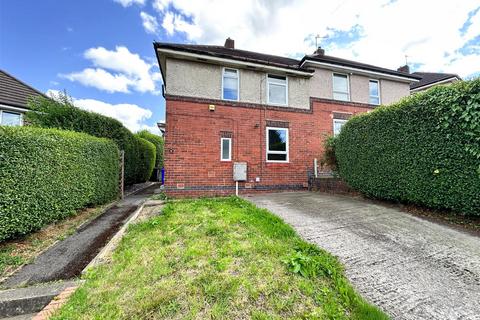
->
xmin=0 ymin=202 xmax=114 ymax=281
xmin=53 ymin=197 xmax=388 ymax=319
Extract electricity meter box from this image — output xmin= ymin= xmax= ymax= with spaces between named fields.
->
xmin=233 ymin=162 xmax=247 ymax=181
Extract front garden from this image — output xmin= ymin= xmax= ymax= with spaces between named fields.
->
xmin=52 ymin=197 xmax=388 ymax=320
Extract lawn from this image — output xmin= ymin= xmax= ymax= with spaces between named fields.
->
xmin=53 ymin=197 xmax=388 ymax=319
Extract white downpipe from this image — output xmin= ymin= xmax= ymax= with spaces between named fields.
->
xmin=236 ymin=181 xmax=239 ymax=196
xmin=314 ymin=158 xmax=318 ymax=178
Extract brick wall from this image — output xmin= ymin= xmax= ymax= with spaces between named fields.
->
xmin=309 ymin=177 xmax=357 ymax=194
xmin=164 ymin=96 xmax=372 ymax=197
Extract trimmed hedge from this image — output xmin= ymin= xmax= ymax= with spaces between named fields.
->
xmin=26 ymin=93 xmax=155 ymax=185
xmin=136 ymin=130 xmax=164 ymax=169
xmin=0 ymin=126 xmax=119 ymax=241
xmin=132 ymin=136 xmax=156 ymax=183
xmin=335 ymin=79 xmax=480 ymax=215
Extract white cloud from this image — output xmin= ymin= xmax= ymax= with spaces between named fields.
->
xmin=62 ymin=46 xmax=161 ymax=94
xmin=61 ymin=68 xmax=132 ymax=93
xmin=113 ymin=0 xmax=144 ymax=7
xmin=138 ymin=124 xmax=162 ymax=135
xmin=140 ymin=11 xmax=159 ymax=34
xmin=152 ymin=0 xmax=480 ymax=77
xmin=152 ymin=0 xmax=171 ymax=12
xmin=161 ymin=11 xmax=201 ymax=39
xmin=46 ymin=89 xmax=157 ymax=133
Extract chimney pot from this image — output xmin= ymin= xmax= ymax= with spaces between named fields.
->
xmin=397 ymin=65 xmax=410 ymax=73
xmin=224 ymin=37 xmax=235 ymax=49
xmin=314 ymin=46 xmax=325 ymax=56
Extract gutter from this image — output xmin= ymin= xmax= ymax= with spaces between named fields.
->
xmin=0 ymin=104 xmax=30 ymax=113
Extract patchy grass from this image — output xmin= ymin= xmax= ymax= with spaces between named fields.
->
xmin=53 ymin=197 xmax=388 ymax=320
xmin=0 ymin=202 xmax=114 ymax=280
xmin=149 ymin=191 xmax=168 ymax=201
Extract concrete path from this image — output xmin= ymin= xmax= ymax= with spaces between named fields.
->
xmin=1 ymin=185 xmax=159 ymax=289
xmin=245 ymin=192 xmax=480 ymax=320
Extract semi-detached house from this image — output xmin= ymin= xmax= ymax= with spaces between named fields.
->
xmin=154 ymin=38 xmax=421 ymax=197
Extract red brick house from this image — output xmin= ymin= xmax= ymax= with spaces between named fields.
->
xmin=154 ymin=38 xmax=421 ymax=197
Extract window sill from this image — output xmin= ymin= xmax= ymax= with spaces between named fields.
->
xmin=266 ymin=161 xmax=289 ymax=164
xmin=267 ymin=102 xmax=288 ymax=107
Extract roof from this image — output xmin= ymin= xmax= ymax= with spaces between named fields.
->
xmin=0 ymin=70 xmax=47 ymax=109
xmin=410 ymin=72 xmax=460 ymax=89
xmin=154 ymin=43 xmax=311 ymax=72
xmin=301 ymin=54 xmax=422 ymax=81
xmin=154 ymin=42 xmax=421 ymax=81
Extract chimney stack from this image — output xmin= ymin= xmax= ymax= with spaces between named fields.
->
xmin=224 ymin=37 xmax=235 ymax=49
xmin=314 ymin=46 xmax=325 ymax=56
xmin=397 ymin=65 xmax=410 ymax=73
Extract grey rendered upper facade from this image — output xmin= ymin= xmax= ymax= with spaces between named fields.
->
xmin=155 ymin=40 xmax=421 ymax=109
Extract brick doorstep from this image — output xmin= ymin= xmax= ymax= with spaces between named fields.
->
xmin=32 ymin=286 xmax=78 ymax=320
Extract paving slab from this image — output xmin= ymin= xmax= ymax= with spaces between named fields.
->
xmin=1 ymin=184 xmax=159 ymax=289
xmin=245 ymin=192 xmax=480 ymax=320
xmin=0 ymin=281 xmax=78 ymax=318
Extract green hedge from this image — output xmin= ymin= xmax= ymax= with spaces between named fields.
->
xmin=26 ymin=93 xmax=155 ymax=185
xmin=335 ymin=79 xmax=480 ymax=215
xmin=132 ymin=136 xmax=156 ymax=183
xmin=136 ymin=130 xmax=164 ymax=169
xmin=0 ymin=126 xmax=119 ymax=241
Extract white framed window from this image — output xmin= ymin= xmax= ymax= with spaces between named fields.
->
xmin=220 ymin=137 xmax=232 ymax=161
xmin=0 ymin=110 xmax=22 ymax=126
xmin=266 ymin=127 xmax=289 ymax=162
xmin=222 ymin=68 xmax=239 ymax=101
xmin=369 ymin=79 xmax=380 ymax=105
xmin=333 ymin=119 xmax=347 ymax=136
xmin=267 ymin=74 xmax=288 ymax=106
xmin=333 ymin=73 xmax=350 ymax=101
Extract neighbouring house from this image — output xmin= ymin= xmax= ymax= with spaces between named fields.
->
xmin=410 ymin=71 xmax=461 ymax=93
xmin=154 ymin=38 xmax=421 ymax=197
xmin=0 ymin=69 xmax=47 ymax=126
xmin=157 ymin=120 xmax=166 ymax=136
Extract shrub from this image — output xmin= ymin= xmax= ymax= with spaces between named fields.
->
xmin=136 ymin=130 xmax=164 ymax=169
xmin=132 ymin=136 xmax=156 ymax=183
xmin=0 ymin=126 xmax=119 ymax=241
xmin=26 ymin=93 xmax=154 ymax=185
xmin=335 ymin=79 xmax=480 ymax=215
xmin=321 ymin=135 xmax=337 ymax=172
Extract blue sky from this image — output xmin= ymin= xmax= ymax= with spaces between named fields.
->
xmin=1 ymin=0 xmax=177 ymax=133
xmin=1 ymin=0 xmax=479 ymax=133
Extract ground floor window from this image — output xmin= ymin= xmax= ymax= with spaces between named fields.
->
xmin=0 ymin=110 xmax=22 ymax=126
xmin=221 ymin=137 xmax=232 ymax=161
xmin=266 ymin=127 xmax=289 ymax=162
xmin=333 ymin=119 xmax=347 ymax=136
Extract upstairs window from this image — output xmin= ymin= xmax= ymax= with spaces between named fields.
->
xmin=222 ymin=68 xmax=239 ymax=101
xmin=369 ymin=80 xmax=380 ymax=105
xmin=0 ymin=111 xmax=22 ymax=126
xmin=220 ymin=137 xmax=232 ymax=161
xmin=266 ymin=127 xmax=289 ymax=162
xmin=333 ymin=73 xmax=350 ymax=101
xmin=267 ymin=74 xmax=288 ymax=106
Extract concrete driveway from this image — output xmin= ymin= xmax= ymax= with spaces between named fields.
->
xmin=245 ymin=192 xmax=480 ymax=320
